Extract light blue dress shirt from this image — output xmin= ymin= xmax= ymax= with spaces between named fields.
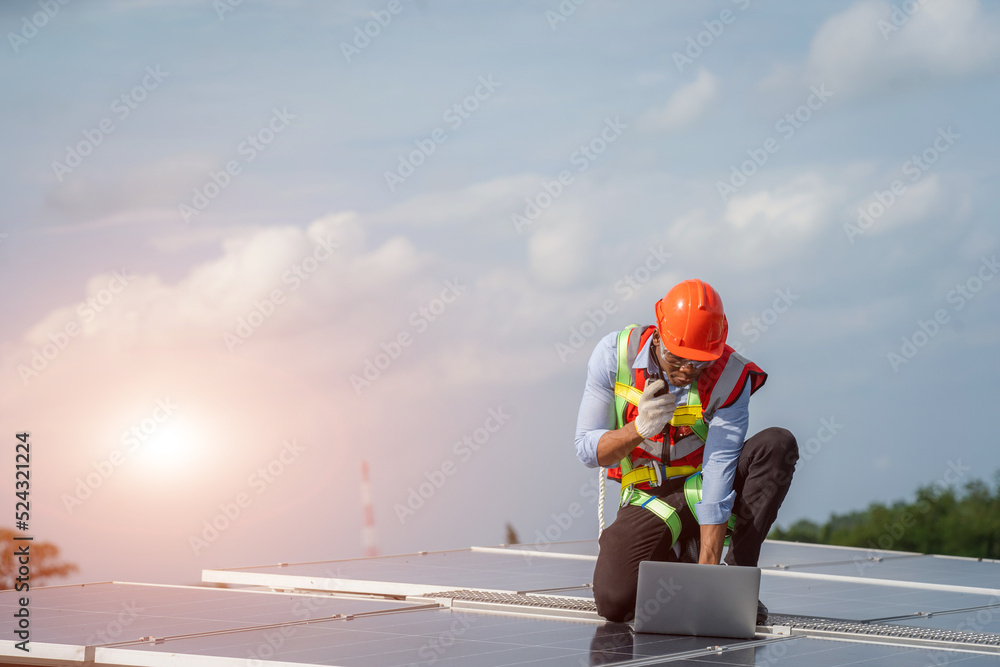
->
xmin=574 ymin=329 xmax=752 ymax=525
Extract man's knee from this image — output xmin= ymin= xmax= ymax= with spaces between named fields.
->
xmin=743 ymin=427 xmax=799 ymax=500
xmin=594 ymin=584 xmax=635 ymax=623
xmin=757 ymin=427 xmax=799 ymax=466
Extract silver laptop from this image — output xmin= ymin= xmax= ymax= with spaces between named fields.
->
xmin=633 ymin=560 xmax=761 ymax=638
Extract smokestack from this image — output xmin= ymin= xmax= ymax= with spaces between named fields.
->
xmin=360 ymin=460 xmax=377 ymax=557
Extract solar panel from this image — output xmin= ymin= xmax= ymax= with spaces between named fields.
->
xmin=98 ymin=608 xmax=763 ymax=667
xmin=0 ymin=582 xmax=425 ymax=646
xmin=678 ymin=636 xmax=1000 ymax=666
xmin=888 ymin=604 xmax=1000 ymax=633
xmin=3 ymin=541 xmax=999 ymax=666
xmin=757 ymin=539 xmax=921 ymax=568
xmin=760 ymin=571 xmax=1000 ymax=621
xmin=771 ymin=554 xmax=1000 ymax=589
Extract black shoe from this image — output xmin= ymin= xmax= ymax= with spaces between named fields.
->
xmin=756 ymin=599 xmax=768 ymax=626
xmin=678 ymin=537 xmax=700 ymax=563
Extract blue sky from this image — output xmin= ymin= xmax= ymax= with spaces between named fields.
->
xmin=1 ymin=0 xmax=998 ymax=585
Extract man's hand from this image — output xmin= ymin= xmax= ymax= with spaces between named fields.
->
xmin=634 ymin=379 xmax=676 ymax=439
xmin=698 ymin=523 xmax=727 ymax=564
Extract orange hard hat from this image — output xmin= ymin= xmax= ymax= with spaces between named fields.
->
xmin=654 ymin=279 xmax=728 ymax=361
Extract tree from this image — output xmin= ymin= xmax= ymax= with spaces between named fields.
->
xmin=0 ymin=528 xmax=78 ymax=589
xmin=771 ymin=518 xmax=821 ymax=544
xmin=769 ymin=472 xmax=1000 ymax=559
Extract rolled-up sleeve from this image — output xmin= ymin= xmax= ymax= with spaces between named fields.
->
xmin=574 ymin=331 xmax=619 ymax=468
xmin=694 ymin=382 xmax=751 ymax=525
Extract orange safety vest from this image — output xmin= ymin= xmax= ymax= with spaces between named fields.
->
xmin=607 ymin=325 xmax=767 ymax=489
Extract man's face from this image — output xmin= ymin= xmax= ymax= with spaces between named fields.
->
xmin=651 ymin=331 xmax=710 ymax=387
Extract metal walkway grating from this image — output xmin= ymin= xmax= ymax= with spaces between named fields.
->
xmin=767 ymin=614 xmax=1000 ymax=646
xmin=431 ymin=589 xmax=600 ymax=611
xmin=431 ymin=590 xmax=1000 ymax=649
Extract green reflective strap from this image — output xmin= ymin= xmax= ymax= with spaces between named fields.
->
xmin=683 ymin=472 xmax=703 ymax=517
xmin=626 ymin=488 xmax=682 ymax=546
xmin=614 ymin=325 xmax=640 ymax=481
xmin=619 ymin=456 xmax=633 ymax=475
xmin=685 ymin=384 xmax=708 ymax=442
xmin=613 ymin=324 xmax=639 ymax=430
xmin=683 ymin=473 xmax=736 ymax=547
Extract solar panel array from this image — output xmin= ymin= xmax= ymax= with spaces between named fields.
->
xmin=2 ymin=540 xmax=999 ymax=665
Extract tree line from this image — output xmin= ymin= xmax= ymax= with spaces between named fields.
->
xmin=769 ymin=472 xmax=1000 ymax=559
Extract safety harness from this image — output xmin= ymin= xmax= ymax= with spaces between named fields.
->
xmin=600 ymin=324 xmax=734 ymax=549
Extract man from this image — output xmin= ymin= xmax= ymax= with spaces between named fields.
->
xmin=575 ymin=278 xmax=798 ymax=624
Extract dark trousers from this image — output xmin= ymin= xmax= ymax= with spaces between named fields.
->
xmin=592 ymin=427 xmax=798 ymax=622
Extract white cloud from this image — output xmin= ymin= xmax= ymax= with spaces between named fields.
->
xmin=639 ymin=68 xmax=718 ymax=131
xmin=10 ymin=212 xmax=430 ymax=360
xmin=724 ymin=173 xmax=835 ymax=238
xmin=806 ymin=0 xmax=1000 ymax=97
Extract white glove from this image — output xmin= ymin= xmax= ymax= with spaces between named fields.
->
xmin=634 ymin=378 xmax=676 ymax=439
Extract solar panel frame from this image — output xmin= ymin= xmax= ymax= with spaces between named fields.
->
xmin=203 ymin=548 xmax=596 ymax=595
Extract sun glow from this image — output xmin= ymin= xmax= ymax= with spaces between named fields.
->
xmin=134 ymin=419 xmax=200 ymax=467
